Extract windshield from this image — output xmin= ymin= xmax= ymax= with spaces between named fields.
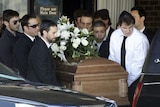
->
xmin=0 ymin=63 xmax=25 ymax=81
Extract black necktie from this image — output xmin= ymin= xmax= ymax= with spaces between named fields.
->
xmin=49 ymin=46 xmax=52 ymax=55
xmin=33 ymin=39 xmax=36 ymax=43
xmin=95 ymin=43 xmax=98 ymax=52
xmin=121 ymin=36 xmax=127 ymax=69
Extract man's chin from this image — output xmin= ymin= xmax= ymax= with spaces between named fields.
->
xmin=51 ymin=39 xmax=56 ymax=43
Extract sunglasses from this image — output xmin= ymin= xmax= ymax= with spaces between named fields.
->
xmin=13 ymin=20 xmax=20 ymax=25
xmin=28 ymin=24 xmax=39 ymax=28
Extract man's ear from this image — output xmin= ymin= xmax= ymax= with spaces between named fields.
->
xmin=42 ymin=30 xmax=47 ymax=37
xmin=3 ymin=20 xmax=8 ymax=27
xmin=23 ymin=26 xmax=28 ymax=31
xmin=141 ymin=16 xmax=145 ymax=22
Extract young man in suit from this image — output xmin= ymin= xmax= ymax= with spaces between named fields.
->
xmin=0 ymin=9 xmax=21 ymax=68
xmin=93 ymin=20 xmax=109 ymax=58
xmin=93 ymin=9 xmax=114 ymax=58
xmin=131 ymin=6 xmax=155 ymax=44
xmin=27 ymin=19 xmax=60 ymax=86
xmin=13 ymin=14 xmax=40 ymax=78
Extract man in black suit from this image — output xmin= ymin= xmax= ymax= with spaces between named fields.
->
xmin=131 ymin=6 xmax=155 ymax=44
xmin=27 ymin=19 xmax=60 ymax=86
xmin=0 ymin=9 xmax=21 ymax=68
xmin=13 ymin=14 xmax=40 ymax=78
xmin=93 ymin=9 xmax=114 ymax=58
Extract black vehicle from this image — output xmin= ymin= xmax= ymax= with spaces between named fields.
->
xmin=132 ymin=30 xmax=160 ymax=107
xmin=0 ymin=63 xmax=116 ymax=107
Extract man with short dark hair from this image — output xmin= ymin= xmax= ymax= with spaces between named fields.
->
xmin=109 ymin=11 xmax=149 ymax=105
xmin=131 ymin=6 xmax=154 ymax=44
xmin=73 ymin=9 xmax=87 ymax=29
xmin=13 ymin=14 xmax=40 ymax=78
xmin=0 ymin=9 xmax=21 ymax=68
xmin=80 ymin=11 xmax=93 ymax=30
xmin=94 ymin=9 xmax=113 ymax=32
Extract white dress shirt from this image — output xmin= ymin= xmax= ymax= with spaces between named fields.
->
xmin=140 ymin=26 xmax=145 ymax=33
xmin=40 ymin=36 xmax=51 ymax=48
xmin=105 ymin=26 xmax=111 ymax=39
xmin=109 ymin=28 xmax=149 ymax=86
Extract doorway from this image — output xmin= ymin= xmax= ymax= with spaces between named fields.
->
xmin=62 ymin=0 xmax=96 ymax=22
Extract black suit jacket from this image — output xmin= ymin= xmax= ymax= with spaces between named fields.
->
xmin=98 ymin=27 xmax=114 ymax=58
xmin=27 ymin=37 xmax=60 ymax=86
xmin=13 ymin=33 xmax=35 ymax=78
xmin=0 ymin=29 xmax=20 ymax=68
xmin=143 ymin=28 xmax=155 ymax=44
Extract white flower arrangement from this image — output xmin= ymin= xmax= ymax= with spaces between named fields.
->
xmin=51 ymin=16 xmax=97 ymax=62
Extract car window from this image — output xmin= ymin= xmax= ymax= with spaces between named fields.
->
xmin=0 ymin=100 xmax=15 ymax=107
xmin=142 ymin=30 xmax=160 ymax=73
xmin=0 ymin=63 xmax=24 ymax=81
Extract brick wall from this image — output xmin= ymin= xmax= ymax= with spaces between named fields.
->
xmin=135 ymin=0 xmax=160 ymax=33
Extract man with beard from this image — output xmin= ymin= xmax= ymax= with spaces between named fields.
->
xmin=27 ymin=19 xmax=60 ymax=86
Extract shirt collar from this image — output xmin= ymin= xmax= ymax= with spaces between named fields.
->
xmin=24 ymin=32 xmax=35 ymax=42
xmin=40 ymin=36 xmax=51 ymax=48
xmin=120 ymin=27 xmax=136 ymax=37
xmin=140 ymin=26 xmax=145 ymax=32
xmin=104 ymin=26 xmax=111 ymax=40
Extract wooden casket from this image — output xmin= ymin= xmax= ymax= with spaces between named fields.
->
xmin=56 ymin=57 xmax=129 ymax=106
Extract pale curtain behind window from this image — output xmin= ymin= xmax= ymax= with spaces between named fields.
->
xmin=97 ymin=0 xmax=135 ymax=29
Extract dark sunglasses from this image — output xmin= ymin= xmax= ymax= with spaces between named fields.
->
xmin=28 ymin=24 xmax=39 ymax=28
xmin=13 ymin=20 xmax=20 ymax=25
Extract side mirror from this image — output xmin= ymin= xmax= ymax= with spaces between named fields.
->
xmin=10 ymin=68 xmax=20 ymax=75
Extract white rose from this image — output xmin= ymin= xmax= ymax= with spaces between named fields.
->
xmin=72 ymin=38 xmax=81 ymax=49
xmin=71 ymin=27 xmax=80 ymax=37
xmin=81 ymin=37 xmax=88 ymax=46
xmin=51 ymin=43 xmax=59 ymax=53
xmin=72 ymin=43 xmax=79 ymax=49
xmin=74 ymin=27 xmax=80 ymax=34
xmin=60 ymin=45 xmax=67 ymax=51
